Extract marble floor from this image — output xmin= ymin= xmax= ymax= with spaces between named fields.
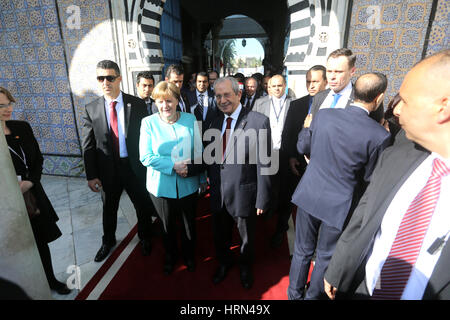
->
xmin=41 ymin=175 xmax=138 ymax=300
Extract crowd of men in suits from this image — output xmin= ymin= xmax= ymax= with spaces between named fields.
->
xmin=81 ymin=47 xmax=450 ymax=299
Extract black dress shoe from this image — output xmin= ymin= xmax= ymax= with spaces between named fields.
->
xmin=94 ymin=243 xmax=115 ymax=262
xmin=49 ymin=280 xmax=71 ymax=295
xmin=212 ymin=264 xmax=232 ymax=284
xmin=240 ymin=267 xmax=254 ymax=289
xmin=141 ymin=239 xmax=152 ymax=256
xmin=185 ymin=259 xmax=196 ymax=272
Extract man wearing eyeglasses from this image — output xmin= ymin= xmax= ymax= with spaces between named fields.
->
xmin=81 ymin=60 xmax=154 ymax=262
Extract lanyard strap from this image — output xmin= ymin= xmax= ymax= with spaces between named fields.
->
xmin=271 ymin=98 xmax=286 ymax=123
xmin=8 ymin=145 xmax=28 ymax=171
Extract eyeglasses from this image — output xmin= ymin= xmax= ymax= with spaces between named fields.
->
xmin=0 ymin=102 xmax=14 ymax=108
xmin=96 ymin=75 xmax=118 ymax=82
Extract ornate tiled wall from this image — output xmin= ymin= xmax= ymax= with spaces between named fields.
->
xmin=0 ymin=0 xmax=112 ymax=176
xmin=0 ymin=0 xmax=83 ymax=175
xmin=347 ymin=0 xmax=435 ymax=102
xmin=425 ymin=0 xmax=449 ymax=56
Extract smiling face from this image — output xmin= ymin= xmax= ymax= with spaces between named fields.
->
xmin=326 ymin=55 xmax=355 ymax=93
xmin=0 ymin=92 xmax=13 ymax=121
xmin=97 ymin=68 xmax=122 ymax=99
xmin=270 ymin=75 xmax=286 ymax=98
xmin=196 ymin=75 xmax=209 ymax=93
xmin=215 ymin=79 xmax=241 ymax=116
xmin=155 ymin=94 xmax=178 ymax=122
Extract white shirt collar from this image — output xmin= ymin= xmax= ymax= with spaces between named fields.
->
xmin=105 ymin=92 xmax=123 ymax=106
xmin=226 ymin=103 xmax=242 ymax=121
xmin=332 ymin=81 xmax=353 ymax=96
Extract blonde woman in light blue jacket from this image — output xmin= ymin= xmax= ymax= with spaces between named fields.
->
xmin=140 ymin=81 xmax=207 ymax=275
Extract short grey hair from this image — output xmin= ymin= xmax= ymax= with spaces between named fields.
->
xmin=214 ymin=76 xmax=240 ymax=95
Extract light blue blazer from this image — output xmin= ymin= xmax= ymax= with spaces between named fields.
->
xmin=139 ymin=112 xmax=206 ymax=199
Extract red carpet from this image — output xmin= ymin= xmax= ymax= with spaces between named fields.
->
xmin=76 ymin=194 xmax=312 ymax=300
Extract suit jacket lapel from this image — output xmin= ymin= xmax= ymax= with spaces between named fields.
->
xmin=282 ymin=98 xmax=292 ymax=124
xmin=423 ymin=241 xmax=450 ymax=299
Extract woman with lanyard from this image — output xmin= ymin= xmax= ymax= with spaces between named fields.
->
xmin=0 ymin=87 xmax=70 ymax=295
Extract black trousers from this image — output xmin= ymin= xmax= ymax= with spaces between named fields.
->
xmin=150 ymin=192 xmax=198 ymax=262
xmin=271 ymin=152 xmax=300 ymax=234
xmin=101 ymin=158 xmax=155 ymax=246
xmin=213 ymin=207 xmax=256 ymax=269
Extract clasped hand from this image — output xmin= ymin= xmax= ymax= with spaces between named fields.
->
xmin=174 ymin=160 xmax=189 ymax=178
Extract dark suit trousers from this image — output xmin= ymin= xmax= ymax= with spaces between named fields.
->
xmin=288 ymin=207 xmax=342 ymax=300
xmin=271 ymin=151 xmax=299 ymax=233
xmin=149 ymin=192 xmax=198 ymax=262
xmin=213 ymin=207 xmax=256 ymax=269
xmin=101 ymin=158 xmax=153 ymax=246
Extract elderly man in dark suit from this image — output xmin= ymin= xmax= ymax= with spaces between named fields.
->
xmin=324 ymin=49 xmax=450 ymax=300
xmin=288 ymin=72 xmax=391 ymax=300
xmin=186 ymin=76 xmax=272 ymax=289
xmin=81 ymin=60 xmax=155 ymax=262
xmin=241 ymin=76 xmax=262 ymax=110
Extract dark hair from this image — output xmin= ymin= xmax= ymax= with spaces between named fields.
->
xmin=195 ymin=71 xmax=209 ymax=81
xmin=136 ymin=71 xmax=155 ymax=84
xmin=165 ymin=64 xmax=184 ymax=78
xmin=328 ymin=48 xmax=356 ymax=68
xmin=354 ymin=72 xmax=388 ymax=103
xmin=308 ymin=65 xmax=327 ymax=81
xmin=209 ymin=70 xmax=219 ymax=78
xmin=251 ymin=73 xmax=263 ymax=83
xmin=234 ymin=73 xmax=245 ymax=83
xmin=384 ymin=93 xmax=401 ymax=121
xmin=96 ymin=60 xmax=120 ymax=76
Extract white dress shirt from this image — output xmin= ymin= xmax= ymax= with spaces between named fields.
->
xmin=221 ymin=104 xmax=242 ymax=153
xmin=269 ymin=93 xmax=288 ymax=150
xmin=104 ymin=92 xmax=128 ymax=158
xmin=320 ymin=81 xmax=353 ymax=110
xmin=365 ymin=153 xmax=450 ymax=299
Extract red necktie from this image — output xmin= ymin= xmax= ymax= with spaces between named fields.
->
xmin=222 ymin=117 xmax=233 ymax=160
xmin=109 ymin=101 xmax=119 ymax=158
xmin=372 ymin=158 xmax=450 ymax=299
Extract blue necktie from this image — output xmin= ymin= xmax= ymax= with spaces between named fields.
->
xmin=330 ymin=93 xmax=341 ymax=108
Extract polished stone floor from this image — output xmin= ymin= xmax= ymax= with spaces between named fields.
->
xmin=41 ymin=175 xmax=138 ymax=300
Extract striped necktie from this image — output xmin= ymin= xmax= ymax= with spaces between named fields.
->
xmin=372 ymin=158 xmax=450 ymax=299
xmin=109 ymin=100 xmax=119 ymax=159
xmin=196 ymin=93 xmax=204 ymax=121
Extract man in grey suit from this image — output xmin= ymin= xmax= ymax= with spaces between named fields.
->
xmin=288 ymin=73 xmax=391 ymax=300
xmin=253 ymin=75 xmax=295 ymax=247
xmin=81 ymin=60 xmax=155 ymax=262
xmin=187 ymin=76 xmax=272 ymax=289
xmin=324 ymin=49 xmax=450 ymax=300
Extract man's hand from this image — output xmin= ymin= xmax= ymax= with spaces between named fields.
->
xmin=19 ymin=180 xmax=34 ymax=194
xmin=256 ymin=208 xmax=264 ymax=216
xmin=324 ymin=278 xmax=337 ymax=300
xmin=289 ymin=157 xmax=301 ymax=176
xmin=88 ymin=178 xmax=102 ymax=192
xmin=303 ymin=114 xmax=313 ymax=128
